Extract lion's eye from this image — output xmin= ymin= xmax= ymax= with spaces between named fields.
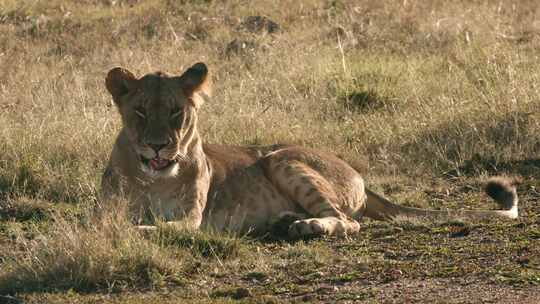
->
xmin=170 ymin=107 xmax=183 ymax=119
xmin=135 ymin=107 xmax=146 ymax=119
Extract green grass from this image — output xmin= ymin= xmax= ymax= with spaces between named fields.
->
xmin=1 ymin=0 xmax=540 ymax=302
xmin=152 ymin=225 xmax=243 ymax=259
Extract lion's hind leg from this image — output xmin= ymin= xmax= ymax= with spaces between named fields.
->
xmin=264 ymin=158 xmax=360 ymax=238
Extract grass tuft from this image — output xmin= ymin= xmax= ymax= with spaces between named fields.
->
xmin=0 ymin=205 xmax=182 ymax=294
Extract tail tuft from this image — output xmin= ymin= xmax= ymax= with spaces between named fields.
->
xmin=485 ymin=177 xmax=519 ymax=210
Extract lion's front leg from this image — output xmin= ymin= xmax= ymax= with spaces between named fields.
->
xmin=141 ymin=179 xmax=210 ymax=231
xmin=136 ymin=194 xmax=206 ymax=232
xmin=166 ymin=191 xmax=206 ymax=230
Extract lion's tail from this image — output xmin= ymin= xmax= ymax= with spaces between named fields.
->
xmin=363 ymin=177 xmax=519 ymax=221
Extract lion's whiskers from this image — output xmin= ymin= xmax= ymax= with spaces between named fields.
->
xmin=174 ymin=152 xmax=191 ymax=164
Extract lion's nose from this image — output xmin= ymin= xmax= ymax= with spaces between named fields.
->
xmin=148 ymin=143 xmax=167 ymax=153
xmin=147 ymin=138 xmax=171 ymax=153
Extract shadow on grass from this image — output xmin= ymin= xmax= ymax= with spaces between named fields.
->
xmin=447 ymin=157 xmax=540 ymax=179
xmin=396 ymin=111 xmax=538 ymax=176
xmin=340 ymin=89 xmax=393 ymax=113
xmin=0 ymin=198 xmax=51 ymax=222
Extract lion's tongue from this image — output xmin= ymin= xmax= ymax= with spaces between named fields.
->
xmin=149 ymin=158 xmax=169 ymax=170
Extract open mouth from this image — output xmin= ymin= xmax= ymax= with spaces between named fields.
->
xmin=140 ymin=155 xmax=177 ymax=171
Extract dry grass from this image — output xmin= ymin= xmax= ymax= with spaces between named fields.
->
xmin=1 ymin=0 xmax=540 ymax=302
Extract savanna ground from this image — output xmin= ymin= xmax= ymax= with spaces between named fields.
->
xmin=0 ymin=0 xmax=540 ymax=303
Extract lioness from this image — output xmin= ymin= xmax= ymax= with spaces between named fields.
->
xmin=101 ymin=62 xmax=519 ymax=238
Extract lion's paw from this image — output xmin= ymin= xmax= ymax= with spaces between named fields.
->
xmin=288 ymin=218 xmax=328 ymax=239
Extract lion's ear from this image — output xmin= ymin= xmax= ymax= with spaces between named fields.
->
xmin=105 ymin=67 xmax=138 ymax=105
xmin=177 ymin=62 xmax=211 ymax=107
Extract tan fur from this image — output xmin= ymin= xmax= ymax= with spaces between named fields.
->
xmin=101 ymin=63 xmax=519 ymax=238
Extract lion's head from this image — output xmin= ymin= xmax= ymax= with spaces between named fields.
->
xmin=105 ymin=62 xmax=210 ymax=178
